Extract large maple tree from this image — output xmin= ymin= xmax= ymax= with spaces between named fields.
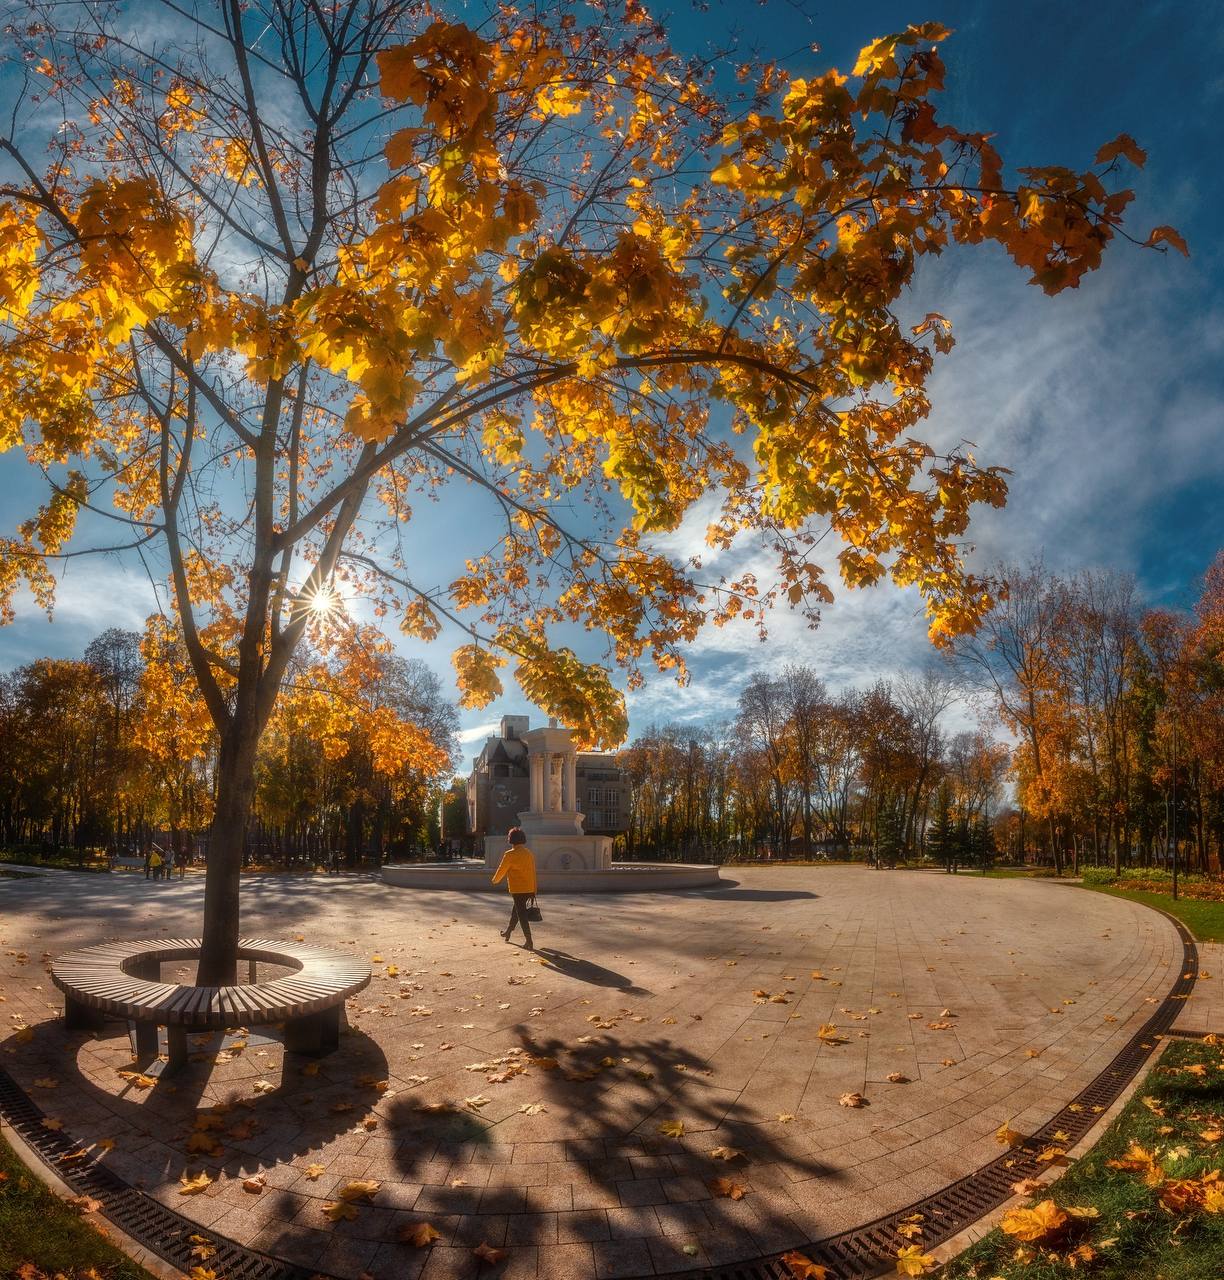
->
xmin=0 ymin=1 xmax=1181 ymax=979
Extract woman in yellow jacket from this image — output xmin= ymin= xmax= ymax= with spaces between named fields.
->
xmin=492 ymin=827 xmax=537 ymax=949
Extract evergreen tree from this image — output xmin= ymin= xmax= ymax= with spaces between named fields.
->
xmin=926 ymin=787 xmax=953 ymax=871
xmin=949 ymin=816 xmax=973 ymax=874
xmin=971 ymin=815 xmax=997 ymax=873
xmin=876 ymin=802 xmax=905 ymax=869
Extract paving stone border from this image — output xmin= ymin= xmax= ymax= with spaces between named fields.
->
xmin=0 ymin=906 xmax=1202 ymax=1280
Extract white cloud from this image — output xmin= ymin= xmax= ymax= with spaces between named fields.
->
xmin=458 ymin=720 xmax=499 ymax=746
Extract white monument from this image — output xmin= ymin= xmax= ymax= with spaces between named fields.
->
xmin=384 ymin=714 xmax=721 ymax=891
xmin=482 ymin=719 xmax=614 ymax=873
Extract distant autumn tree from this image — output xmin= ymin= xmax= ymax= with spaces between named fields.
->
xmin=0 ymin=2 xmax=1179 ymax=978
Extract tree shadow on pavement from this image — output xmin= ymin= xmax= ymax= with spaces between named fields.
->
xmin=383 ymin=1023 xmax=843 ymax=1271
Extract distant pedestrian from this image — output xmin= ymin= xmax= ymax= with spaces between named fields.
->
xmin=149 ymin=848 xmax=163 ymax=880
xmin=492 ymin=827 xmax=538 ymax=950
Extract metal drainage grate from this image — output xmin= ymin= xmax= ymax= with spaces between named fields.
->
xmin=0 ymin=1068 xmax=338 ymax=1280
xmin=655 ymin=907 xmax=1200 ymax=1280
xmin=0 ymin=909 xmax=1201 ymax=1280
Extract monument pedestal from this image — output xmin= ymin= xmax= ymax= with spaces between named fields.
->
xmin=483 ymin=823 xmax=613 ymax=873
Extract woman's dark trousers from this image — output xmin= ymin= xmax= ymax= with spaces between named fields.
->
xmin=506 ymin=893 xmax=534 ymax=947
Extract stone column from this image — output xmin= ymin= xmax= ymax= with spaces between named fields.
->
xmin=548 ymin=753 xmax=561 ymax=811
xmin=564 ymin=753 xmax=577 ymax=814
xmin=529 ymin=753 xmax=542 ymax=812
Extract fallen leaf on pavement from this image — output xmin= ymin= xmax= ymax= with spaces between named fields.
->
xmin=336 ymin=1179 xmax=380 ymax=1202
xmin=995 ymin=1122 xmax=1023 ymax=1148
xmin=708 ymin=1177 xmax=748 ymax=1200
xmin=399 ymin=1222 xmax=441 ymax=1247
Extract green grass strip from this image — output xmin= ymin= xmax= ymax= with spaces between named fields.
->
xmin=0 ymin=1129 xmax=155 ymax=1280
xmin=940 ymin=1039 xmax=1224 ymax=1279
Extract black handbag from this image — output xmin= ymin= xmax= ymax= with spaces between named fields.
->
xmin=524 ymin=895 xmax=543 ymax=922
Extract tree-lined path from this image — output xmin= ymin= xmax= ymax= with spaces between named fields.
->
xmin=0 ymin=869 xmax=1188 ymax=1278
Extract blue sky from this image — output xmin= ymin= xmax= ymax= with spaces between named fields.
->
xmin=0 ymin=0 xmax=1219 ymax=760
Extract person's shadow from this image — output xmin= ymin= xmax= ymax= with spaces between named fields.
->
xmin=532 ymin=947 xmax=651 ymax=994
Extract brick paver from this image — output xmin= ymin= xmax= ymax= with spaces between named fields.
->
xmin=1174 ymin=939 xmax=1224 ymax=1035
xmin=0 ymin=866 xmax=1181 ymax=1278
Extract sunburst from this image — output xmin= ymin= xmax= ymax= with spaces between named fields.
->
xmin=297 ymin=581 xmax=341 ymax=619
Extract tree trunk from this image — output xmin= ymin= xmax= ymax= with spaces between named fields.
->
xmin=197 ymin=716 xmax=261 ymax=985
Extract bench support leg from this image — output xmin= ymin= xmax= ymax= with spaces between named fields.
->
xmin=64 ymin=995 xmax=106 ymax=1032
xmin=165 ymin=1025 xmax=188 ymax=1074
xmin=129 ymin=1019 xmax=160 ymax=1063
xmin=284 ymin=1005 xmax=343 ymax=1056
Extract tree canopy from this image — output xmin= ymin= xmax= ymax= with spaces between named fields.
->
xmin=0 ymin=1 xmax=1179 ymax=976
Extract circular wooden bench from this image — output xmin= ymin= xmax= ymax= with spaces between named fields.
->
xmin=52 ymin=937 xmax=371 ymax=1073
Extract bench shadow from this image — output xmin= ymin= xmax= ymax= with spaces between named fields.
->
xmin=2 ymin=1017 xmax=390 ymax=1183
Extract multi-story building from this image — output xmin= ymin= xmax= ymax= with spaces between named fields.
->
xmin=466 ymin=714 xmax=629 ymax=840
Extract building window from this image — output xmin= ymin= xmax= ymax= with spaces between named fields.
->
xmin=583 ymin=787 xmax=619 ymax=828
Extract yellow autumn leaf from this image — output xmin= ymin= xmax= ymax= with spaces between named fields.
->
xmin=780 ymin=1252 xmax=830 ymax=1279
xmin=658 ymin=1119 xmax=686 ymax=1138
xmin=1000 ymin=1199 xmax=1068 ymax=1243
xmin=336 ymin=1178 xmax=380 ymax=1202
xmin=399 ymin=1221 xmax=442 ymax=1246
xmin=895 ymin=1244 xmax=938 ymax=1275
xmin=178 ymin=1170 xmax=213 ymax=1195
xmin=995 ymin=1122 xmax=1023 ymax=1148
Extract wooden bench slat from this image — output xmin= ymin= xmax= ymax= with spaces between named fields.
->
xmin=53 ymin=938 xmax=369 ymax=1044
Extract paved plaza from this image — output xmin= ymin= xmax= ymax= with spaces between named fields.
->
xmin=0 ymin=867 xmax=1202 ymax=1279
